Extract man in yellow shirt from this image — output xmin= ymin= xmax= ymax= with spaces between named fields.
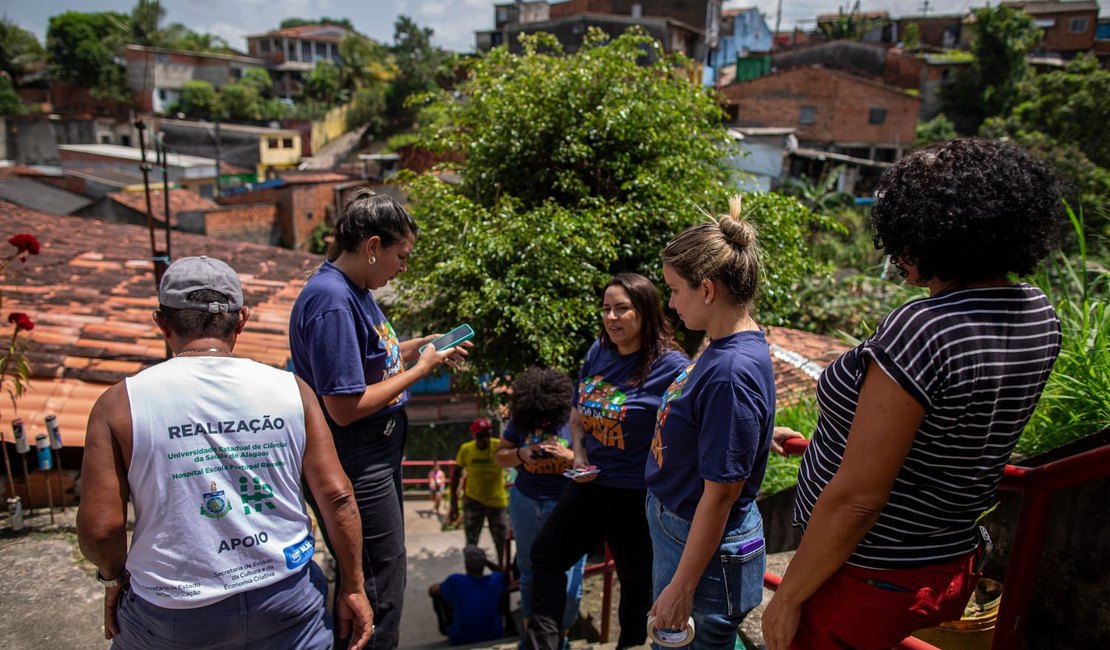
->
xmin=449 ymin=418 xmax=509 ymax=565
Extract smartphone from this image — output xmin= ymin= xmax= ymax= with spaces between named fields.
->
xmin=419 ymin=323 xmax=475 ymax=355
xmin=563 ymin=466 xmax=600 ymax=479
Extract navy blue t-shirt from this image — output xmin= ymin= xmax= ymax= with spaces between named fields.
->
xmin=439 ymin=571 xmax=506 ymax=645
xmin=645 ymin=330 xmax=775 ymax=523
xmin=576 ymin=340 xmax=689 ymax=489
xmin=502 ymin=420 xmax=573 ymax=501
xmin=289 ymin=261 xmax=408 ymax=428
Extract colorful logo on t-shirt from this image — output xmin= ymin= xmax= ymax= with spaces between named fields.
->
xmin=650 ymin=363 xmax=695 ymax=468
xmin=522 ymin=430 xmax=572 ymax=475
xmin=577 ymin=375 xmax=629 ymax=449
xmin=199 ymin=481 xmax=232 ymax=519
xmin=375 ymin=320 xmax=405 ymax=405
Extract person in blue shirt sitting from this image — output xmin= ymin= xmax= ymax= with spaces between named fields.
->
xmin=430 ymin=545 xmax=506 ymax=646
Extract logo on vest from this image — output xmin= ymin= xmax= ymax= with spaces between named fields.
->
xmin=200 ymin=481 xmax=232 ymax=519
xmin=240 ymin=475 xmax=276 ymax=515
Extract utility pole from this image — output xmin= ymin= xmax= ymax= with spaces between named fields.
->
xmin=136 ymin=119 xmax=170 ymax=358
xmin=157 ymin=132 xmax=172 ymax=262
xmin=921 ymin=0 xmax=931 ymax=18
xmin=214 ymin=115 xmax=222 ymax=197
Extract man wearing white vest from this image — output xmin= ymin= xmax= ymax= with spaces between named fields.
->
xmin=78 ymin=256 xmax=374 ymax=649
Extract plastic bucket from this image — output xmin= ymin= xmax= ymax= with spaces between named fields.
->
xmin=911 ymin=578 xmax=1002 ymax=650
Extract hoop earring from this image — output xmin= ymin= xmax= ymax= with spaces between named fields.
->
xmin=369 ymin=256 xmax=377 ymax=265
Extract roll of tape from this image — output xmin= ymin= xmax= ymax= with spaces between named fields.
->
xmin=646 ymin=615 xmax=696 ymax=647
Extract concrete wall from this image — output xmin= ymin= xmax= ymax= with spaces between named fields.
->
xmin=7 ymin=119 xmax=99 ymax=165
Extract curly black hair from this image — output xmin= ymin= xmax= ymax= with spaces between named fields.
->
xmin=871 ymin=137 xmax=1064 ymax=283
xmin=509 ymin=367 xmax=575 ymax=432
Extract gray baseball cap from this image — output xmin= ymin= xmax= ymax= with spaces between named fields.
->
xmin=159 ymin=256 xmax=244 ymax=313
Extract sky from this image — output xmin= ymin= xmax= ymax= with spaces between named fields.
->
xmin=2 ymin=0 xmax=1108 ymax=54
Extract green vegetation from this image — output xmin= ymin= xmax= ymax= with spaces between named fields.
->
xmin=0 ymin=18 xmax=46 ymax=86
xmin=0 ymin=76 xmax=26 ymax=115
xmin=763 ymin=397 xmax=819 ymax=497
xmin=915 ymin=114 xmax=958 ymax=148
xmin=397 ymin=29 xmax=832 ymax=377
xmin=1020 ymin=207 xmax=1110 ymax=456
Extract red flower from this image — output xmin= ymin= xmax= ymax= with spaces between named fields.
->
xmin=8 ymin=234 xmax=41 ymax=260
xmin=7 ymin=313 xmax=34 ymax=331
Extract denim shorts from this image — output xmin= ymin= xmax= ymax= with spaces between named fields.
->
xmin=646 ymin=491 xmax=765 ymax=650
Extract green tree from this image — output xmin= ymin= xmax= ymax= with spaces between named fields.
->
xmin=172 ymin=79 xmax=220 ymax=118
xmin=0 ymin=19 xmax=46 ymax=85
xmin=130 ymin=0 xmax=163 ymax=46
xmin=395 ymin=29 xmax=832 ymax=376
xmin=387 ymin=15 xmax=452 ymax=128
xmin=914 ymin=114 xmax=958 ymax=148
xmin=942 ymin=5 xmax=1041 ymax=134
xmin=338 ymin=34 xmax=395 ymax=91
xmin=1006 ymin=54 xmax=1110 ymax=168
xmin=347 ymin=85 xmax=388 ymax=132
xmin=302 ymin=60 xmax=343 ymax=105
xmin=46 ymin=10 xmax=131 ymax=99
xmin=0 ymin=76 xmax=27 ymax=115
xmin=219 ymin=82 xmax=260 ymax=120
xmin=240 ymin=68 xmax=273 ymax=95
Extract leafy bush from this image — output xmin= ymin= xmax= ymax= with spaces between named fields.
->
xmin=763 ymin=396 xmax=819 ymax=496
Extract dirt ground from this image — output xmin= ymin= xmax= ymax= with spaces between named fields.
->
xmin=0 ymin=500 xmax=788 ymax=650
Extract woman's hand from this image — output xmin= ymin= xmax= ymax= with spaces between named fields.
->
xmin=542 ymin=442 xmax=575 ymax=463
xmin=413 ymin=341 xmax=471 ymax=375
xmin=761 ymin=592 xmax=801 ymax=650
xmin=771 ymin=427 xmax=806 ymax=456
xmin=649 ymin=580 xmax=695 ymax=632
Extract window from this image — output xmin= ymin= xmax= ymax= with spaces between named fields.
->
xmin=869 ymin=107 xmax=887 ymax=124
xmin=158 ymin=89 xmax=167 ymax=100
xmin=199 ymin=184 xmax=215 ymax=198
xmin=799 ymin=105 xmax=816 ymax=125
xmin=121 ymin=135 xmax=131 ymax=147
xmin=231 ymin=67 xmax=242 ymax=81
xmin=330 ymin=43 xmax=339 ymax=61
xmin=306 ymin=211 xmax=313 ymax=222
xmin=100 ymin=134 xmax=112 ymax=144
xmin=268 ymin=137 xmax=279 ymax=149
xmin=287 ymin=41 xmax=298 ymax=61
xmin=1070 ymin=18 xmax=1088 ymax=33
xmin=259 ymin=40 xmax=271 ymax=53
xmin=302 ymin=41 xmax=313 ymax=61
xmin=316 ymin=42 xmax=327 ymax=59
xmin=156 ymin=53 xmax=169 ymax=64
xmin=283 ymin=137 xmax=294 ymax=149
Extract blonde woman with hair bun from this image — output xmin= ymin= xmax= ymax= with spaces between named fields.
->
xmin=643 ymin=195 xmax=777 ymax=650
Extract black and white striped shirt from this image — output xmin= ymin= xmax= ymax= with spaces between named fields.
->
xmin=793 ymin=284 xmax=1061 ymax=568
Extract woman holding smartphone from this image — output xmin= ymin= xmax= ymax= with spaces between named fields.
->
xmin=289 ymin=189 xmax=467 ymax=649
xmin=645 ymin=197 xmax=775 ymax=650
xmin=526 ymin=273 xmax=688 ymax=650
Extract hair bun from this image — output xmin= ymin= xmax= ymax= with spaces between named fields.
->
xmin=719 ymin=215 xmax=755 ymax=248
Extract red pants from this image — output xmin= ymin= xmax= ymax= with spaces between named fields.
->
xmin=791 ymin=550 xmax=980 ymax=650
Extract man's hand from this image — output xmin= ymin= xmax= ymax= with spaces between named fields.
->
xmin=761 ymin=592 xmax=801 ymax=650
xmin=337 ymin=588 xmax=374 ymax=650
xmin=771 ymin=427 xmax=806 ymax=456
xmin=571 ymin=448 xmax=598 ymax=483
xmin=103 ymin=584 xmax=123 ymax=640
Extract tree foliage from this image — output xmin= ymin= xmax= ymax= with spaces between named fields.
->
xmin=171 ymin=80 xmax=220 ymax=118
xmin=338 ymin=34 xmax=395 ymax=91
xmin=219 ymin=82 xmax=260 ymax=120
xmin=302 ymin=61 xmax=344 ymax=104
xmin=395 ymin=29 xmax=831 ymax=376
xmin=942 ymin=5 xmax=1041 ymax=134
xmin=387 ymin=15 xmax=453 ymax=129
xmin=915 ymin=114 xmax=958 ymax=148
xmin=46 ymin=10 xmax=131 ymax=99
xmin=0 ymin=76 xmax=27 ymax=115
xmin=0 ymin=19 xmax=46 ymax=85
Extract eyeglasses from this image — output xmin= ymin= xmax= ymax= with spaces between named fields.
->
xmin=600 ymin=305 xmax=635 ymax=318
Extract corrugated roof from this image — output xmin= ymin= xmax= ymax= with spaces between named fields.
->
xmin=0 ymin=178 xmax=93 ymax=215
xmin=104 ymin=189 xmax=220 ymax=227
xmin=1 ymin=201 xmax=321 ymax=447
xmin=59 ymin=144 xmax=217 ymax=169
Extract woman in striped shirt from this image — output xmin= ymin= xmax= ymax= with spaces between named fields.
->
xmin=762 ymin=138 xmax=1064 ymax=650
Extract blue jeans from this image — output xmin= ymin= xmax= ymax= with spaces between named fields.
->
xmin=509 ymin=487 xmax=586 ymax=629
xmin=646 ymin=491 xmax=765 ymax=650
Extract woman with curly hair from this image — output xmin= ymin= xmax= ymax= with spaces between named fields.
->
xmin=525 ymin=273 xmax=689 ymax=650
xmin=762 ymin=138 xmax=1064 ymax=650
xmin=497 ymin=367 xmax=586 ymax=647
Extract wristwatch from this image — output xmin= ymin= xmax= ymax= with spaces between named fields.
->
xmin=96 ymin=570 xmax=129 ymax=588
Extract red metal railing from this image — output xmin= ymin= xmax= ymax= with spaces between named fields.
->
xmin=773 ymin=436 xmax=1110 ymax=649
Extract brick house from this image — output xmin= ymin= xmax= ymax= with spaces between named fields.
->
xmin=720 ymin=66 xmax=920 ymax=162
xmin=1004 ymin=1 xmax=1099 ymax=55
xmin=216 ymin=171 xmax=356 ymax=250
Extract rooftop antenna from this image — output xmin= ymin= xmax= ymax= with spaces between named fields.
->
xmin=921 ymin=0 xmax=932 ymax=17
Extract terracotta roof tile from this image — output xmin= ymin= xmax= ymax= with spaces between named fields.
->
xmin=765 ymin=326 xmax=852 ymax=405
xmin=277 ymin=171 xmax=351 ymax=184
xmin=1 ymin=200 xmax=321 ymax=446
xmin=105 ymin=188 xmax=220 ymax=227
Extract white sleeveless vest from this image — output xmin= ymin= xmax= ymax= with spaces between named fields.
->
xmin=124 ymin=356 xmax=314 ymax=608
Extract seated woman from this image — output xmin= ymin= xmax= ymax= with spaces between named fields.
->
xmin=761 ymin=138 xmax=1064 ymax=650
xmin=646 ymin=196 xmax=775 ymax=650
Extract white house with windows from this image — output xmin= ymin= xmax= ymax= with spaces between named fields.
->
xmin=125 ymin=45 xmax=268 ymax=114
xmin=246 ymin=24 xmax=352 ymax=98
